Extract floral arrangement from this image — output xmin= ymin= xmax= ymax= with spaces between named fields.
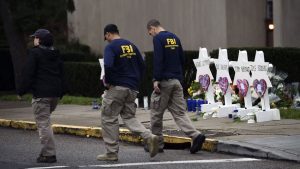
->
xmin=187 ymin=67 xmax=296 ymax=109
xmin=188 ymin=81 xmax=205 ymax=100
xmin=188 ymin=80 xmax=242 ymax=104
xmin=268 ymin=67 xmax=294 ymax=108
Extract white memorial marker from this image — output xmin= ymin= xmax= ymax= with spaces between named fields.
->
xmin=215 ymin=49 xmax=240 ymax=117
xmin=250 ymin=51 xmax=280 ymax=122
xmin=193 ymin=47 xmax=221 ymax=115
xmin=231 ymin=51 xmax=260 ymax=119
xmin=98 ymin=59 xmax=105 ymax=79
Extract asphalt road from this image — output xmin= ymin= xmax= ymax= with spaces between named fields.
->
xmin=0 ymin=127 xmax=299 ymax=169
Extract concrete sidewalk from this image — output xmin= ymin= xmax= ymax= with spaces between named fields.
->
xmin=0 ymin=101 xmax=299 ymax=162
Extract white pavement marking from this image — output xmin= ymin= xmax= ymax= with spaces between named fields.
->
xmin=79 ymin=158 xmax=261 ymax=168
xmin=25 ymin=166 xmax=69 ymax=169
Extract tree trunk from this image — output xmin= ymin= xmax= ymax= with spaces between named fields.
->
xmin=0 ymin=0 xmax=27 ymax=91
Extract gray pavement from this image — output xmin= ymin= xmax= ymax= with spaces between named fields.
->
xmin=1 ymin=101 xmax=300 ymax=162
xmin=3 ymin=127 xmax=300 ymax=169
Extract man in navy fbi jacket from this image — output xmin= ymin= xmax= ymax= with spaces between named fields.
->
xmin=97 ymin=24 xmax=159 ymax=161
xmin=146 ymin=19 xmax=206 ymax=154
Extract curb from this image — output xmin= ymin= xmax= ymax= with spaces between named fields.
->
xmin=217 ymin=140 xmax=300 ymax=162
xmin=0 ymin=118 xmax=217 ymax=152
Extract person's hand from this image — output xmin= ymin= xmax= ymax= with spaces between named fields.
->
xmin=153 ymin=81 xmax=161 ymax=94
xmin=17 ymin=95 xmax=22 ymax=101
xmin=104 ymin=82 xmax=111 ymax=90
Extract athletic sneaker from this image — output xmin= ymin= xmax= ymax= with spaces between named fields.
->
xmin=144 ymin=145 xmax=164 ymax=153
xmin=97 ymin=153 xmax=118 ymax=161
xmin=147 ymin=135 xmax=159 ymax=157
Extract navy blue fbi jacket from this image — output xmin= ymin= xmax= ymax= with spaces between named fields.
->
xmin=153 ymin=31 xmax=184 ymax=82
xmin=104 ymin=39 xmax=145 ymax=91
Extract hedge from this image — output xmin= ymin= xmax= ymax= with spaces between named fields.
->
xmin=0 ymin=49 xmax=15 ymax=90
xmin=64 ymin=62 xmax=102 ymax=97
xmin=60 ymin=52 xmax=100 ymax=62
xmin=1 ymin=47 xmax=300 ymax=98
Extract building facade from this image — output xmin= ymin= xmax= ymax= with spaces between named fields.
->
xmin=68 ymin=0 xmax=300 ymax=55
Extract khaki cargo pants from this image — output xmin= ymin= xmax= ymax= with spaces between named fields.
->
xmin=101 ymin=86 xmax=152 ymax=154
xmin=32 ymin=97 xmax=59 ymax=156
xmin=150 ymin=79 xmax=200 ymax=149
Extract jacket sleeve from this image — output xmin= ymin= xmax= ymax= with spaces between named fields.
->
xmin=104 ymin=46 xmax=115 ymax=85
xmin=153 ymin=37 xmax=164 ymax=81
xmin=17 ymin=50 xmax=37 ymax=96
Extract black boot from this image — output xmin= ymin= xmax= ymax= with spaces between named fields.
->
xmin=37 ymin=155 xmax=57 ymax=163
xmin=190 ymin=134 xmax=206 ymax=154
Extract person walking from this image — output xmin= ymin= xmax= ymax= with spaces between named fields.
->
xmin=97 ymin=24 xmax=159 ymax=161
xmin=146 ymin=19 xmax=206 ymax=154
xmin=17 ymin=29 xmax=65 ymax=163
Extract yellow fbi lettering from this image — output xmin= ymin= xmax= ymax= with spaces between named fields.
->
xmin=121 ymin=45 xmax=134 ymax=53
xmin=167 ymin=38 xmax=176 ymax=45
xmin=165 ymin=38 xmax=178 ymax=49
xmin=120 ymin=45 xmax=136 ymax=58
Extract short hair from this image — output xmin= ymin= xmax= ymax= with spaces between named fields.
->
xmin=147 ymin=19 xmax=161 ymax=30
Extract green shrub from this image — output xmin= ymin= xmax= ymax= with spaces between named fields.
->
xmin=57 ymin=40 xmax=92 ymax=54
xmin=61 ymin=52 xmax=100 ymax=62
xmin=57 ymin=40 xmax=102 ymax=62
xmin=0 ymin=49 xmax=15 ymax=90
xmin=280 ymin=108 xmax=300 ymax=119
xmin=64 ymin=62 xmax=103 ymax=97
xmin=0 ymin=93 xmax=102 ymax=106
xmin=2 ymin=46 xmax=299 ymax=99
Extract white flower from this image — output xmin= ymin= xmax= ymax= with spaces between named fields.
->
xmin=191 ymin=90 xmax=201 ymax=96
xmin=278 ymin=83 xmax=284 ymax=90
xmin=232 ymin=94 xmax=239 ymax=102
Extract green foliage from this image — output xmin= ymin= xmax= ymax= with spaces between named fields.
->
xmin=183 ymin=51 xmax=200 ymax=96
xmin=140 ymin=52 xmax=154 ymax=98
xmin=0 ymin=93 xmax=101 ymax=106
xmin=233 ymin=117 xmax=242 ymax=123
xmin=280 ymin=109 xmax=300 ymax=119
xmin=187 ymin=81 xmax=205 ymax=99
xmin=64 ymin=62 xmax=103 ymax=97
xmin=191 ymin=117 xmax=198 ymax=121
xmin=58 ymin=40 xmax=92 ymax=55
xmin=59 ymin=95 xmax=102 ymax=105
xmin=61 ymin=52 xmax=99 ymax=63
xmin=8 ymin=0 xmax=74 ymax=44
xmin=275 ymin=91 xmax=294 ymax=108
xmin=0 ymin=49 xmax=14 ymax=90
xmin=0 ymin=93 xmax=32 ymax=102
xmin=59 ymin=40 xmax=101 ymax=62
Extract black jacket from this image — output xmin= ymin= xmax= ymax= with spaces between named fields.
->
xmin=17 ymin=46 xmax=66 ymax=98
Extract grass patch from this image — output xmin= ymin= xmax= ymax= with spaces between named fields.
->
xmin=280 ymin=108 xmax=300 ymax=120
xmin=60 ymin=95 xmax=101 ymax=105
xmin=0 ymin=93 xmax=101 ymax=106
xmin=0 ymin=94 xmax=32 ymax=102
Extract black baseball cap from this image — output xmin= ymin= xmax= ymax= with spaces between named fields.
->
xmin=30 ymin=29 xmax=51 ymax=38
xmin=104 ymin=24 xmax=119 ymax=40
xmin=30 ymin=29 xmax=53 ymax=46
